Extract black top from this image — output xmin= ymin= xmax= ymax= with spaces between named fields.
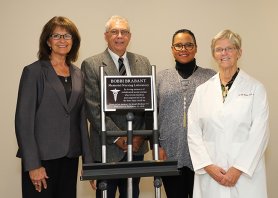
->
xmin=175 ymin=58 xmax=199 ymax=79
xmin=58 ymin=75 xmax=72 ymax=102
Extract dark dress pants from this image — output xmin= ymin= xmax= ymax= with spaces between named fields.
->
xmin=162 ymin=166 xmax=194 ymax=198
xmin=22 ymin=157 xmax=79 ymax=198
xmin=96 ymin=155 xmax=144 ymax=198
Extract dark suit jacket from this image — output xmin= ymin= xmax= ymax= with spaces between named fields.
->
xmin=15 ymin=60 xmax=92 ymax=171
xmin=81 ymin=49 xmax=152 ymax=162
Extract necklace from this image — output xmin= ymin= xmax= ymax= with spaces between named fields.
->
xmin=176 ymin=65 xmax=197 ymax=128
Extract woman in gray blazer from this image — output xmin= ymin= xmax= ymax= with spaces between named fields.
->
xmin=15 ymin=16 xmax=92 ymax=198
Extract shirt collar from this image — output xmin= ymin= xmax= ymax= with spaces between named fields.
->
xmin=107 ymin=48 xmax=127 ymax=65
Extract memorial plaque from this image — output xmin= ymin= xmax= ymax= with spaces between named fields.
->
xmin=104 ymin=76 xmax=153 ymax=111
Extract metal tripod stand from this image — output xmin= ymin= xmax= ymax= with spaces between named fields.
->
xmin=81 ymin=65 xmax=178 ymax=198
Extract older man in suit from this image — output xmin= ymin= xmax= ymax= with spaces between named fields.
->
xmin=81 ymin=15 xmax=152 ymax=198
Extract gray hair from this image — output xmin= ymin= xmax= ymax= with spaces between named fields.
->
xmin=105 ymin=15 xmax=130 ymax=32
xmin=211 ymin=29 xmax=242 ymax=56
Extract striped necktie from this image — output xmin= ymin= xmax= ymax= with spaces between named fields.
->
xmin=118 ymin=57 xmax=126 ymax=75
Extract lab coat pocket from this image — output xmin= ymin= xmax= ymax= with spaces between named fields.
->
xmin=231 ymin=96 xmax=252 ymax=122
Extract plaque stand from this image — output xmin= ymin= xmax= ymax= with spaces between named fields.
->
xmin=81 ymin=65 xmax=179 ymax=198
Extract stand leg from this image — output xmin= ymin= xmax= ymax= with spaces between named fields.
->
xmin=152 ymin=65 xmax=161 ymax=198
xmin=100 ymin=65 xmax=107 ymax=198
xmin=126 ymin=112 xmax=134 ymax=198
xmin=154 ymin=176 xmax=162 ymax=198
xmin=98 ymin=180 xmax=107 ymax=198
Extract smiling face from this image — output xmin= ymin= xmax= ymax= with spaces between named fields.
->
xmin=171 ymin=32 xmax=197 ymax=64
xmin=47 ymin=26 xmax=73 ymax=58
xmin=213 ymin=38 xmax=242 ymax=70
xmin=104 ymin=20 xmax=131 ymax=57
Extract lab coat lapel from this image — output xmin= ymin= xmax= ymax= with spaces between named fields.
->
xmin=213 ymin=73 xmax=225 ymax=105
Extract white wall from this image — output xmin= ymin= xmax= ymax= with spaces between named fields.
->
xmin=1 ymin=0 xmax=277 ymax=197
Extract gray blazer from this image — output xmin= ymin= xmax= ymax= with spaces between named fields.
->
xmin=81 ymin=49 xmax=152 ymax=162
xmin=15 ymin=60 xmax=92 ymax=171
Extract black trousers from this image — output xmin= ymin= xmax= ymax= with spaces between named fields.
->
xmin=162 ymin=166 xmax=194 ymax=198
xmin=22 ymin=157 xmax=79 ymax=198
xmin=96 ymin=155 xmax=144 ymax=198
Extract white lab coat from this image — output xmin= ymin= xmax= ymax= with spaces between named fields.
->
xmin=188 ymin=70 xmax=269 ymax=198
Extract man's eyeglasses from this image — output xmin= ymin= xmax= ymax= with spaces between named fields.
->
xmin=172 ymin=43 xmax=195 ymax=51
xmin=50 ymin=33 xmax=72 ymax=40
xmin=108 ymin=29 xmax=130 ymax=36
xmin=214 ymin=47 xmax=236 ymax=54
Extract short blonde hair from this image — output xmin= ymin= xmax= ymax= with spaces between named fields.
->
xmin=211 ymin=29 xmax=242 ymax=56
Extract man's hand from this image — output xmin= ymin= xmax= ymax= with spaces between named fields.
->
xmin=132 ymin=136 xmax=144 ymax=152
xmin=115 ymin=136 xmax=145 ymax=152
xmin=115 ymin=137 xmax=128 ymax=151
xmin=29 ymin=167 xmax=49 ymax=192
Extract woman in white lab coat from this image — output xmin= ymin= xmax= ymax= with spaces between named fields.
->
xmin=187 ymin=29 xmax=269 ymax=198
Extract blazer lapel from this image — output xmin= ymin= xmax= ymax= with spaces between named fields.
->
xmin=67 ymin=65 xmax=80 ymax=110
xmin=42 ymin=61 xmax=69 ymax=111
xmin=102 ymin=49 xmax=119 ymax=76
xmin=126 ymin=52 xmax=149 ymax=75
xmin=127 ymin=52 xmax=137 ymax=75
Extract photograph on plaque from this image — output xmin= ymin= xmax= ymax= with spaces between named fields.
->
xmin=104 ymin=76 xmax=153 ymax=111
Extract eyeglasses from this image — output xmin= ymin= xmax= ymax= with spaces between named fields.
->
xmin=214 ymin=47 xmax=236 ymax=54
xmin=108 ymin=29 xmax=130 ymax=36
xmin=50 ymin=33 xmax=72 ymax=40
xmin=172 ymin=43 xmax=195 ymax=51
